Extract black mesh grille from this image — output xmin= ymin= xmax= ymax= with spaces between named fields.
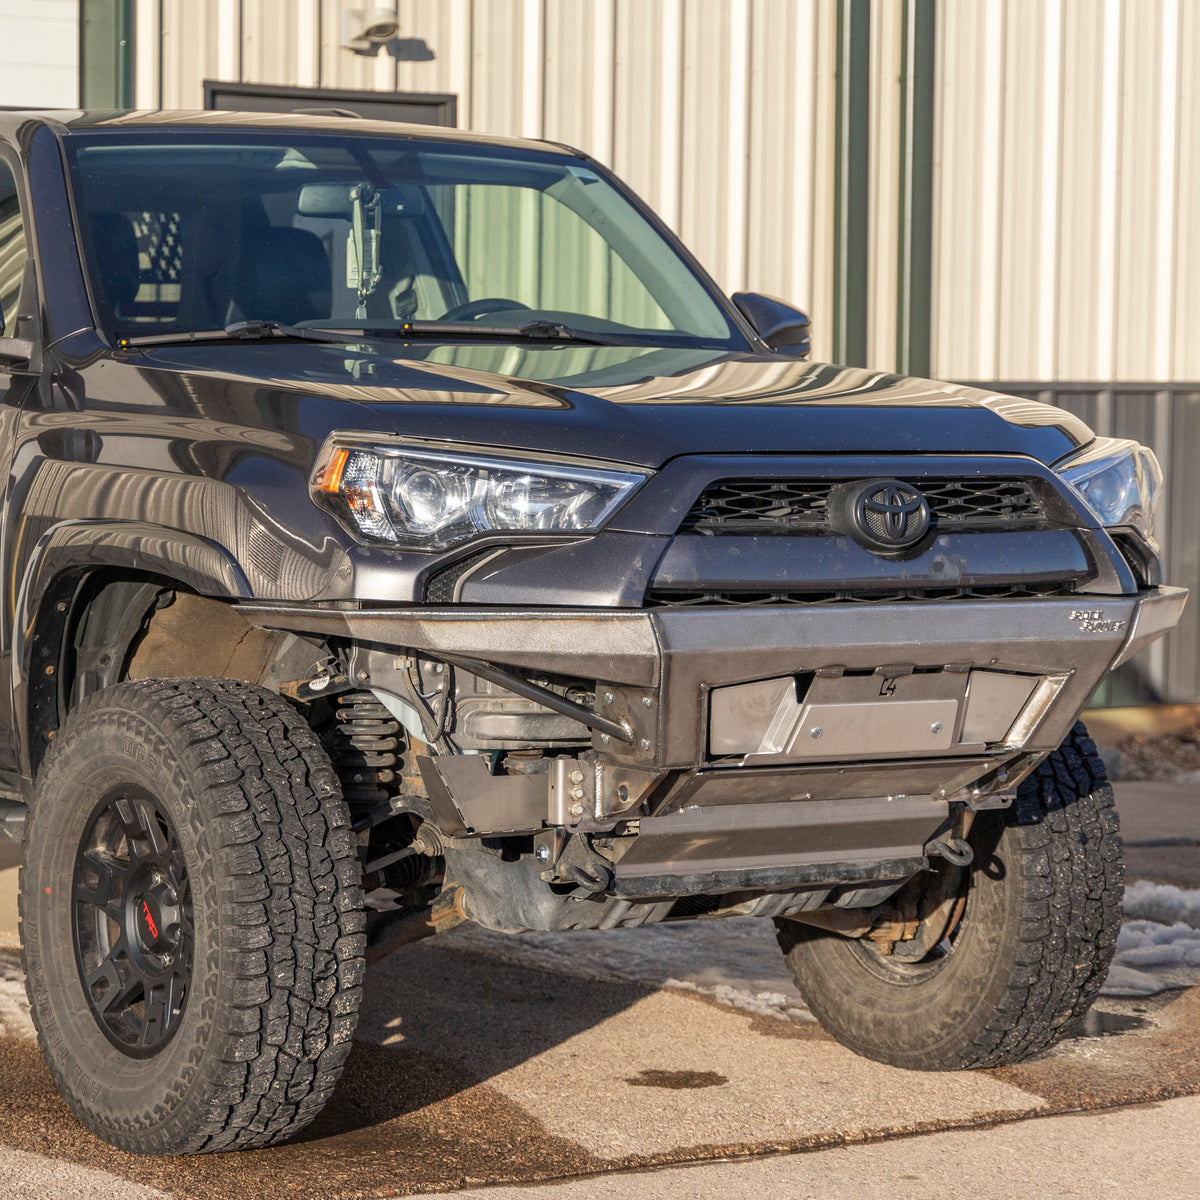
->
xmin=682 ymin=480 xmax=831 ymax=531
xmin=644 ymin=582 xmax=1078 ymax=608
xmin=681 ymin=477 xmax=1044 ymax=533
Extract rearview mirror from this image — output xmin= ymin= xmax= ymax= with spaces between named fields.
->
xmin=298 ymin=182 xmax=427 ymax=219
xmin=732 ymin=292 xmax=811 ymax=358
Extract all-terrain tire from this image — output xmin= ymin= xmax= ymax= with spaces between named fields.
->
xmin=20 ymin=678 xmax=365 ymax=1154
xmin=775 ymin=721 xmax=1122 ymax=1070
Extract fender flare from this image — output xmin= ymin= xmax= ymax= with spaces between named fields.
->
xmin=12 ymin=519 xmax=250 ymax=778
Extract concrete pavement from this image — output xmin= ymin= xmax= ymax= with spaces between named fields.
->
xmin=434 ymin=1096 xmax=1200 ymax=1200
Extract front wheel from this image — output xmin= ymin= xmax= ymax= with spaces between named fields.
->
xmin=20 ymin=678 xmax=365 ymax=1154
xmin=775 ymin=722 xmax=1122 ymax=1070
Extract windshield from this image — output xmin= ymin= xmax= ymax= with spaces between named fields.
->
xmin=64 ymin=130 xmax=742 ymax=349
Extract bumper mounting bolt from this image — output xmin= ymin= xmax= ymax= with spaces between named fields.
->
xmin=810 ymin=726 xmax=823 ymax=739
xmin=535 ymin=844 xmax=550 ymax=864
xmin=931 ymin=721 xmax=943 ymax=734
xmin=639 ymin=738 xmax=651 ymax=751
xmin=600 ymin=733 xmax=610 ymax=744
xmin=569 ymin=802 xmax=583 ymax=817
xmin=642 ymin=697 xmax=652 ymax=708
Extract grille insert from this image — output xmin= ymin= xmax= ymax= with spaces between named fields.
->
xmin=681 ymin=477 xmax=1045 ymax=533
xmin=644 ymin=582 xmax=1078 ymax=608
xmin=423 ymin=547 xmax=500 ymax=603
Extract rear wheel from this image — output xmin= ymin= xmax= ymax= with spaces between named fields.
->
xmin=20 ymin=678 xmax=365 ymax=1154
xmin=775 ymin=722 xmax=1121 ymax=1069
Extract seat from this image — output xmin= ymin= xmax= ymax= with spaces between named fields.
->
xmin=236 ymin=226 xmax=332 ymax=325
xmin=89 ymin=213 xmax=140 ymax=317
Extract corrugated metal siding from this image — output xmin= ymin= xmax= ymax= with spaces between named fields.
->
xmin=866 ymin=0 xmax=901 ymax=371
xmin=931 ymin=0 xmax=1198 ymax=384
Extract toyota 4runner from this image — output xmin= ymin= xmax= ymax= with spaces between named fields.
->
xmin=0 ymin=110 xmax=1184 ymax=1154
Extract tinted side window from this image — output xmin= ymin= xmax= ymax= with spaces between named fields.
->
xmin=0 ymin=160 xmax=26 ymax=334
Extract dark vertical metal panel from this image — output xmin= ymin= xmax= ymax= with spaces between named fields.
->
xmin=833 ymin=0 xmax=869 ymax=366
xmin=80 ymin=0 xmax=134 ymax=108
xmin=1110 ymin=391 xmax=1156 ymax=450
xmin=1162 ymin=389 xmax=1200 ymax=703
xmin=897 ymin=0 xmax=935 ymax=377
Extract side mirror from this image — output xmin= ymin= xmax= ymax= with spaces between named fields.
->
xmin=732 ymin=292 xmax=811 ymax=358
xmin=0 ymin=335 xmax=35 ymax=366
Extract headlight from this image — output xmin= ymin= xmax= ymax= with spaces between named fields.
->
xmin=1057 ymin=437 xmax=1163 ymax=539
xmin=312 ymin=439 xmax=648 ymax=550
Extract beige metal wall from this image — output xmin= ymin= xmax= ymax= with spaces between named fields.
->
xmin=932 ymin=0 xmax=1199 ymax=385
xmin=0 ymin=0 xmax=79 ymax=107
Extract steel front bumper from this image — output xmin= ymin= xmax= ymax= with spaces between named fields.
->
xmin=243 ymin=587 xmax=1185 ymax=898
xmin=243 ymin=587 xmax=1185 ymax=767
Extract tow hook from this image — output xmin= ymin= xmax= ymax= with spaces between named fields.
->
xmin=927 ymin=836 xmax=974 ymax=867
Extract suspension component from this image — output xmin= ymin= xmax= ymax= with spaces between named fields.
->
xmin=329 ymin=691 xmax=405 ymax=809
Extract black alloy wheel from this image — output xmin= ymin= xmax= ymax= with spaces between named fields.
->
xmin=73 ymin=789 xmax=194 ymax=1057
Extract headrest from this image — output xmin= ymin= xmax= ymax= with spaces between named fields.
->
xmin=241 ymin=227 xmax=331 ymax=325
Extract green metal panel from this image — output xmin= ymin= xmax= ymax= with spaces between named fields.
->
xmin=833 ymin=0 xmax=870 ymax=367
xmin=80 ymin=0 xmax=133 ymax=110
xmin=897 ymin=0 xmax=935 ymax=377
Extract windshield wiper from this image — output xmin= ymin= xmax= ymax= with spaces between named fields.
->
xmin=117 ymin=318 xmax=623 ymax=350
xmin=393 ymin=320 xmax=623 ymax=346
xmin=117 ymin=320 xmax=374 ymax=349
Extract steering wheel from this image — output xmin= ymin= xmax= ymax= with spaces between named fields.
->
xmin=440 ymin=297 xmax=531 ymax=322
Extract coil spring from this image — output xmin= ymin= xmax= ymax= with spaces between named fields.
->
xmin=331 ymin=691 xmax=405 ymax=809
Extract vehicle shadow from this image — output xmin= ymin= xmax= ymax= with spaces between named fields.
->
xmin=299 ymin=932 xmax=662 ymax=1142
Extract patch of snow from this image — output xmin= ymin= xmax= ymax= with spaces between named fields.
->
xmin=1102 ymin=883 xmax=1200 ymax=997
xmin=1121 ymin=881 xmax=1200 ymax=929
xmin=663 ymin=979 xmax=817 ymax=1023
xmin=1102 ymin=964 xmax=1169 ymax=997
xmin=447 ymin=881 xmax=1200 ymax=1012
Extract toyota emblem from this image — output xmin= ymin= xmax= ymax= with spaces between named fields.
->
xmin=839 ymin=479 xmax=932 ymax=555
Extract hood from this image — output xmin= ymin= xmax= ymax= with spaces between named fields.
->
xmin=139 ymin=340 xmax=1094 ymax=467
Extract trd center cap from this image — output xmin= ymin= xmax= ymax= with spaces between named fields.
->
xmin=832 ymin=478 xmax=932 ymax=556
xmin=136 ymin=894 xmax=164 ymax=950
